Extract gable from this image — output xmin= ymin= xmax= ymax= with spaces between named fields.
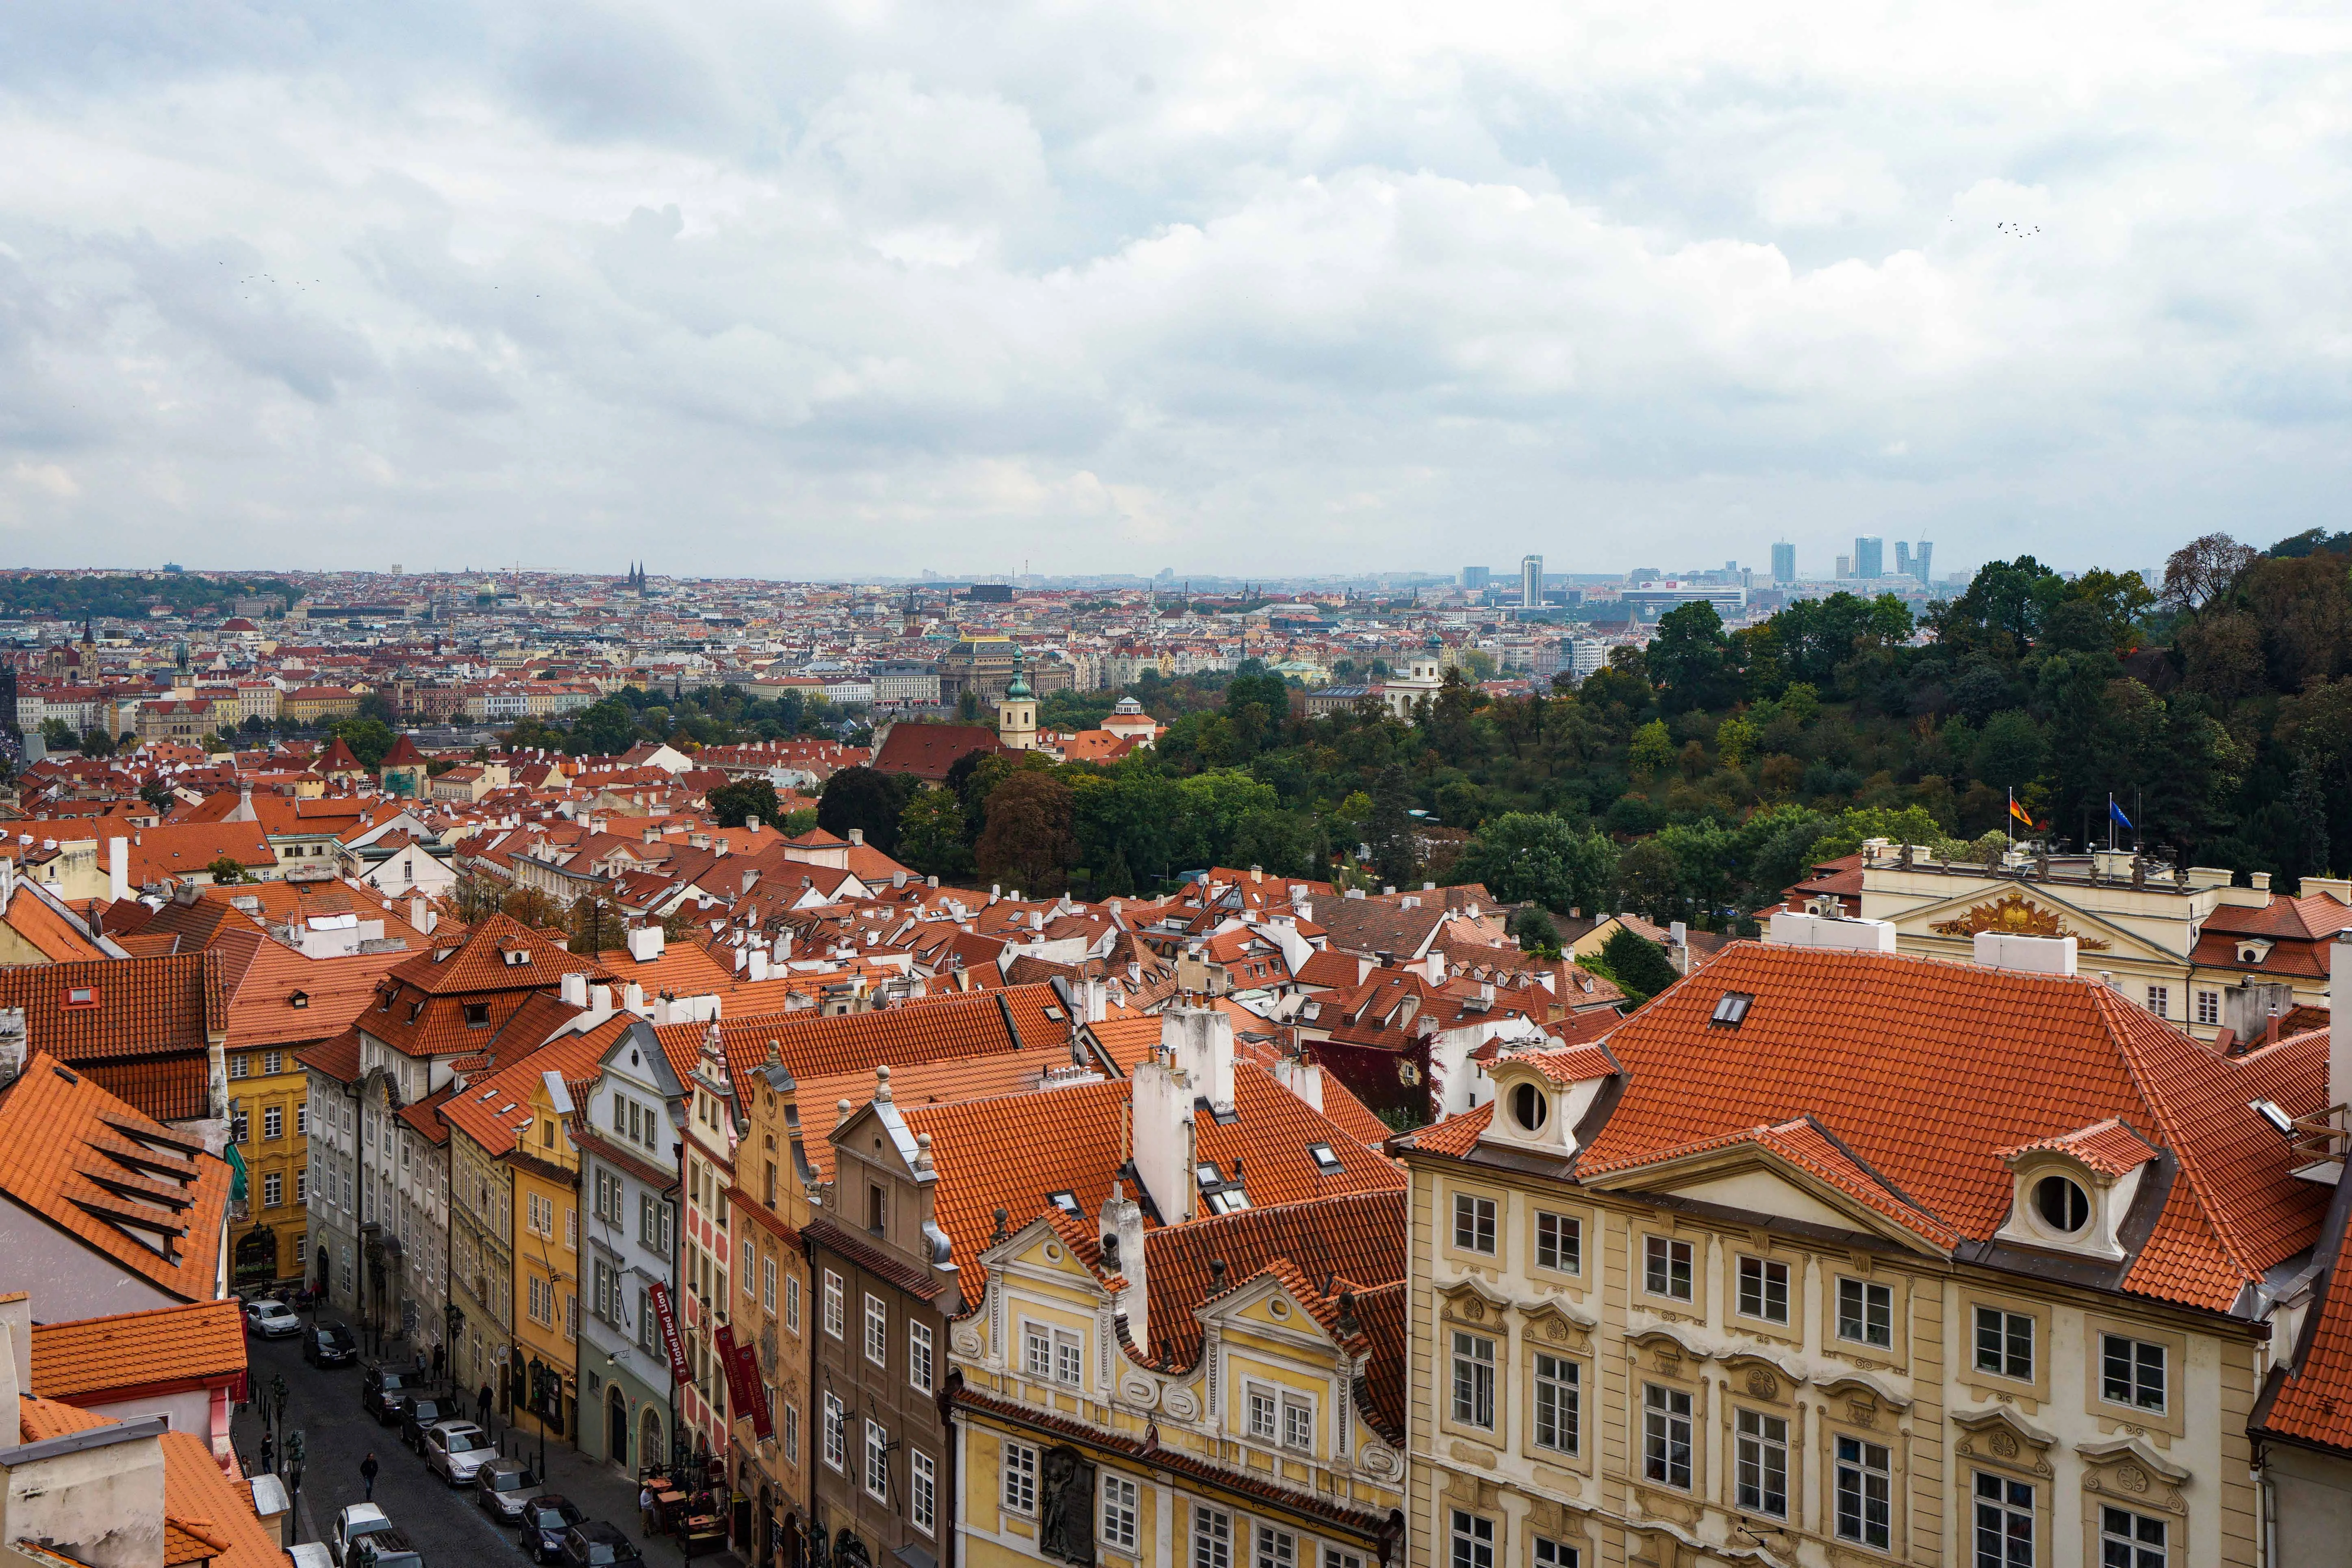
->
xmin=1671 ymin=1167 xmax=1872 ymax=1233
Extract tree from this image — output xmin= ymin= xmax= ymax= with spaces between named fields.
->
xmin=817 ymin=767 xmax=911 ymax=854
xmin=1598 ymin=925 xmax=1681 ymax=1006
xmin=1509 ymin=906 xmax=1561 ymax=957
xmin=567 ymin=699 xmax=641 ymax=757
xmin=1614 ymin=839 xmax=1683 ymax=921
xmin=974 ymin=771 xmax=1077 ymax=892
xmin=206 ymin=855 xmax=248 ymax=885
xmin=355 ymin=690 xmax=400 ymax=727
xmin=1627 ymin=720 xmax=1673 ymax=782
xmin=1647 ymin=602 xmax=1734 ymax=712
xmin=500 ymin=886 xmax=565 ymax=930
xmin=570 ymin=897 xmax=628 ymax=955
xmin=1452 ymin=814 xmax=1618 ymax=916
xmin=37 ymin=717 xmax=74 ymax=751
xmin=325 ymin=717 xmax=395 ymax=767
xmin=897 ymin=787 xmax=972 ymax=880
xmin=1971 ymin=711 xmax=2047 ymax=790
xmin=707 ymin=778 xmax=782 ymax=829
xmin=1365 ymin=764 xmax=1420 ymax=886
xmin=79 ymin=728 xmax=117 ymax=758
xmin=2161 ymin=532 xmax=2258 ymax=619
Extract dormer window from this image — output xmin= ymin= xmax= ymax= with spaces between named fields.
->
xmin=63 ymin=986 xmax=98 ymax=1010
xmin=1710 ymin=992 xmax=1753 ymax=1026
xmin=1509 ymin=1083 xmax=1550 ymax=1134
xmin=464 ymin=1003 xmax=491 ymax=1027
xmin=1308 ymin=1142 xmax=1342 ymax=1175
xmin=2033 ymin=1175 xmax=2089 ymax=1234
xmin=1996 ymin=1120 xmax=2156 ymax=1262
xmin=2238 ymin=940 xmax=2273 ymax=966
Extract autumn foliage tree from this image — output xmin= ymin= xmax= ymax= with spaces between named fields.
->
xmin=974 ymin=770 xmax=1077 ymax=893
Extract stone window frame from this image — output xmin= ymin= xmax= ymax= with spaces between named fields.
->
xmin=1516 ymin=1494 xmax=1595 ymax=1568
xmin=1957 ymin=1286 xmax=2052 ymax=1406
xmin=1448 ymin=1183 xmax=1505 ymax=1264
xmin=1728 ymin=1247 xmax=1798 ymax=1339
xmin=1516 ymin=1303 xmax=1595 ymax=1477
xmin=1952 ymin=1405 xmax=2058 ymax=1566
xmin=1632 ymin=1225 xmax=1706 ymax=1318
xmin=1437 ymin=1277 xmax=1512 ymax=1448
xmin=1826 ymin=1261 xmax=1910 ymax=1372
xmin=2076 ymin=1438 xmax=2191 ymax=1568
xmin=1814 ymin=1376 xmax=1912 ymax=1558
xmin=1528 ymin=1202 xmax=1591 ymax=1282
xmin=2081 ymin=1314 xmax=2190 ymax=1442
xmin=1625 ymin=1330 xmax=1708 ymax=1505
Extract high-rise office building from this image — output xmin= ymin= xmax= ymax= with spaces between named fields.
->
xmin=1520 ymin=555 xmax=1543 ymax=610
xmin=1855 ymin=537 xmax=1884 ymax=579
xmin=1913 ymin=542 xmax=1933 ymax=583
xmin=1836 ymin=554 xmax=1854 ymax=580
xmin=1770 ymin=542 xmax=1795 ymax=584
xmin=1461 ymin=567 xmax=1491 ymax=590
xmin=1894 ymin=542 xmax=1911 ymax=579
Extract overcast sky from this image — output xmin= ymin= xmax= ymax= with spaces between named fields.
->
xmin=2 ymin=1 xmax=2347 ymax=580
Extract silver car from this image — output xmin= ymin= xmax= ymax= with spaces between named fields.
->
xmin=422 ymin=1421 xmax=497 ymax=1486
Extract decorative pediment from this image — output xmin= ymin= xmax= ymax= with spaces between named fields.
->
xmin=1518 ymin=1299 xmax=1594 ymax=1353
xmin=1626 ymin=1320 xmax=1712 ymax=1366
xmin=2077 ymin=1434 xmax=2191 ymax=1515
xmin=1814 ymin=1369 xmax=1913 ymax=1411
xmin=1437 ymin=1274 xmax=1513 ymax=1325
xmin=1927 ymin=891 xmax=2113 ymax=949
xmin=1718 ymin=1350 xmax=1808 ymax=1404
xmin=1583 ymin=1143 xmax=1953 ymax=1258
xmin=1954 ymin=1404 xmax=2057 ymax=1479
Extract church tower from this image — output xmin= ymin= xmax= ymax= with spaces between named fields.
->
xmin=997 ymin=649 xmax=1038 ymax=751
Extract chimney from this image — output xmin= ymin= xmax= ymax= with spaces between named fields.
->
xmin=108 ymin=836 xmax=129 ymax=902
xmin=560 ymin=973 xmax=589 ymax=1009
xmin=1099 ymin=1183 xmax=1148 ymax=1344
xmin=2222 ymin=979 xmax=2296 ymax=1045
xmin=627 ymin=925 xmax=665 ymax=962
xmin=2333 ymin=933 xmax=2352 ymax=1113
xmin=1972 ymin=931 xmax=2076 ymax=976
xmin=590 ymin=984 xmax=614 ymax=1022
xmin=1424 ymin=950 xmax=1446 ymax=985
xmin=849 ymin=828 xmax=864 ymax=847
xmin=749 ymin=950 xmax=771 ymax=983
xmin=625 ymin=981 xmax=647 ymax=1016
xmin=0 ymin=1009 xmax=25 ymax=1092
xmin=745 ymin=814 xmax=760 ymax=835
xmin=0 ymin=1297 xmax=25 ymax=1415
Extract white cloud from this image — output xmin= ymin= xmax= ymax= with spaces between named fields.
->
xmin=1 ymin=0 xmax=2350 ymax=576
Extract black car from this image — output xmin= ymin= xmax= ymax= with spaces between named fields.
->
xmin=556 ymin=1522 xmax=642 ymax=1568
xmin=519 ymin=1498 xmax=586 ymax=1562
xmin=303 ymin=1324 xmax=360 ymax=1368
xmin=397 ymin=1397 xmax=457 ymax=1452
xmin=473 ymin=1458 xmax=539 ymax=1522
xmin=361 ymin=1366 xmax=419 ymax=1425
xmin=350 ymin=1529 xmax=424 ymax=1568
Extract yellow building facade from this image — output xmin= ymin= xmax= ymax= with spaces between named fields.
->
xmin=510 ymin=1071 xmax=584 ymax=1446
xmin=228 ymin=1042 xmax=312 ymax=1286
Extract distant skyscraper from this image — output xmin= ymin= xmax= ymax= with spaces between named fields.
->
xmin=1836 ymin=554 xmax=1854 ymax=579
xmin=1913 ymin=541 xmax=1934 ymax=583
xmin=1770 ymin=543 xmax=1795 ymax=584
xmin=1894 ymin=542 xmax=1911 ymax=579
xmin=1855 ymin=537 xmax=1884 ymax=579
xmin=1520 ymin=555 xmax=1543 ymax=610
xmin=1461 ymin=567 xmax=1491 ymax=590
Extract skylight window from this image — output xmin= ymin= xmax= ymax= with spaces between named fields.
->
xmin=1196 ymin=1162 xmax=1223 ymax=1186
xmin=1048 ymin=1192 xmax=1081 ymax=1216
xmin=63 ymin=986 xmax=98 ymax=1009
xmin=1308 ymin=1143 xmax=1342 ymax=1174
xmin=1710 ymin=992 xmax=1753 ymax=1027
xmin=1206 ymin=1190 xmax=1252 ymax=1214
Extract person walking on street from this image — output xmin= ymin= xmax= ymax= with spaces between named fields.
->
xmin=360 ymin=1452 xmax=379 ymax=1501
xmin=431 ymin=1341 xmax=445 ymax=1383
xmin=478 ymin=1383 xmax=493 ymax=1428
xmin=640 ymin=1483 xmax=657 ymax=1538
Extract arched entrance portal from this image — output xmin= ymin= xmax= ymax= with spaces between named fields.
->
xmin=234 ymin=1226 xmax=277 ymax=1288
xmin=608 ymin=1388 xmax=629 ymax=1466
xmin=641 ymin=1408 xmax=663 ymax=1476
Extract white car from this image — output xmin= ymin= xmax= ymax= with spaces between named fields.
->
xmin=245 ymin=1299 xmax=301 ymax=1339
xmin=330 ymin=1503 xmax=394 ymax=1568
xmin=423 ymin=1420 xmax=497 ymax=1486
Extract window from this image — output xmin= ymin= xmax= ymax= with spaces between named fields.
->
xmin=529 ymin=1275 xmax=552 ymax=1325
xmin=1532 ymin=1542 xmax=1578 ymax=1568
xmin=1003 ymin=1441 xmax=1037 ymax=1514
xmin=786 ymin=1275 xmax=801 ymax=1333
xmin=912 ymin=1450 xmax=936 ymax=1536
xmin=263 ymin=1050 xmax=283 ymax=1075
xmin=1453 ymin=1193 xmax=1496 ymax=1254
xmin=1974 ymin=1306 xmax=2034 ymax=1381
xmin=529 ymin=1192 xmax=553 ymax=1236
xmin=295 ymin=1166 xmax=307 ymax=1203
xmin=1711 ymin=991 xmax=1753 ymax=1025
xmin=1282 ymin=1395 xmax=1312 ymax=1451
xmin=1451 ymin=1331 xmax=1495 ymax=1428
xmin=864 ymin=1421 xmax=888 ymax=1501
xmin=1249 ymin=1387 xmax=1277 ymax=1441
xmin=823 ymin=1394 xmax=845 ymax=1471
xmin=1839 ymin=1278 xmax=1894 ymax=1348
xmin=1448 ymin=1510 xmax=1493 ymax=1568
xmin=1193 ymin=1506 xmax=1231 ymax=1568
xmin=2145 ymin=985 xmax=2170 ymax=1019
xmin=1737 ymin=1256 xmax=1790 ymax=1324
xmin=1974 ymin=1473 xmax=2034 ymax=1567
xmin=1323 ymin=1552 xmax=1366 ymax=1568
xmin=263 ymin=1172 xmax=283 ymax=1208
xmin=2100 ymin=1505 xmax=2166 ymax=1568
xmin=1836 ymin=1434 xmax=1893 ymax=1550
xmin=1101 ymin=1473 xmax=1138 ymax=1552
xmin=594 ymin=1260 xmax=615 ymax=1322
xmin=1643 ymin=1384 xmax=1692 ymax=1488
xmin=1026 ymin=1323 xmax=1053 ymax=1381
xmin=1255 ymin=1525 xmax=1295 ymax=1568
xmin=2100 ymin=1334 xmax=2167 ymax=1413
xmin=1735 ymin=1407 xmax=1789 ymax=1518
xmin=742 ymin=1240 xmax=754 ymax=1295
xmin=869 ymin=1183 xmax=886 ymax=1234
xmin=566 ymin=1294 xmax=577 ymax=1341
xmin=1308 ymin=1142 xmax=1343 ymax=1174
xmin=638 ymin=1289 xmax=658 ymax=1353
xmin=782 ymin=1403 xmax=799 ymax=1466
xmin=1509 ymin=1082 xmax=1549 ymax=1131
xmin=2195 ymin=989 xmax=2221 ymax=1027
xmin=464 ymin=1002 xmax=491 ymax=1027
xmin=297 ymin=1103 xmax=307 ymax=1135
xmin=2033 ymin=1175 xmax=2089 ymax=1233
xmin=1644 ymin=1236 xmax=1694 ymax=1301
xmin=910 ymin=1321 xmax=934 ymax=1391
xmin=865 ymin=1294 xmax=888 ymax=1366
xmin=229 ymin=1055 xmax=249 ymax=1080
xmin=823 ymin=1272 xmax=843 ymax=1337
xmin=263 ymin=1105 xmax=284 ymax=1141
xmin=762 ymin=1256 xmax=777 ymax=1313
xmin=1533 ymin=1353 xmax=1579 ymax=1454
xmin=1535 ymin=1211 xmax=1581 ymax=1274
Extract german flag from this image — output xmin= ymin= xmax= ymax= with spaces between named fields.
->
xmin=2009 ymin=797 xmax=2041 ymax=830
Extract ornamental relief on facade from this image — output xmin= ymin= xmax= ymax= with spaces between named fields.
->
xmin=1928 ymin=893 xmax=2111 ymax=949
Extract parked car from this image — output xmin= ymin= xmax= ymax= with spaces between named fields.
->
xmin=421 ymin=1420 xmax=497 ymax=1486
xmin=288 ymin=1544 xmax=334 ymax=1568
xmin=519 ymin=1498 xmax=586 ymax=1563
xmin=330 ymin=1503 xmax=395 ymax=1568
xmin=361 ymin=1366 xmax=418 ymax=1425
xmin=303 ymin=1323 xmax=360 ymax=1368
xmin=556 ymin=1522 xmax=643 ymax=1568
xmin=245 ymin=1298 xmax=301 ymax=1339
xmin=473 ymin=1457 xmax=540 ymax=1523
xmin=397 ymin=1397 xmax=458 ymax=1453
xmin=350 ymin=1529 xmax=423 ymax=1568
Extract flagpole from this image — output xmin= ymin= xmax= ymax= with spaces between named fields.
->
xmin=2007 ymin=788 xmax=2014 ymax=854
xmin=2108 ymin=793 xmax=2115 ymax=855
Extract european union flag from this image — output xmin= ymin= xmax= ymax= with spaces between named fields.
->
xmin=2109 ymin=800 xmax=2134 ymax=831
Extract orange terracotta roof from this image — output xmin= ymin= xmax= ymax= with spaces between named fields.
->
xmin=161 ymin=1427 xmax=282 ymax=1568
xmin=1140 ymin=1189 xmax=1407 ymax=1370
xmin=0 ymin=1057 xmax=230 ymax=1302
xmin=0 ymin=884 xmax=109 ymax=962
xmin=1998 ymin=1118 xmax=2160 ymax=1176
xmin=32 ymin=1298 xmax=245 ymax=1400
xmin=224 ymin=944 xmax=408 ymax=1051
xmin=384 ymin=913 xmax=612 ymax=997
xmin=657 ymin=984 xmax=1068 ymax=1084
xmin=79 ymin=1055 xmax=215 ymax=1123
xmin=19 ymin=1390 xmax=116 ymax=1442
xmin=0 ymin=952 xmax=224 ymax=1062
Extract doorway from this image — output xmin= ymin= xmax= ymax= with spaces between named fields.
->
xmin=608 ymin=1388 xmax=629 ymax=1465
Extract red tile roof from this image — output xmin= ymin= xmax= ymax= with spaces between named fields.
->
xmin=871 ymin=724 xmax=1004 ymax=782
xmin=224 ymin=944 xmax=408 ymax=1051
xmin=656 ymin=984 xmax=1068 ymax=1084
xmin=0 ymin=952 xmax=226 ymax=1062
xmin=1139 ymin=1188 xmax=1407 ymax=1370
xmin=31 ymin=1297 xmax=246 ymax=1400
xmin=1999 ymin=1117 xmax=2160 ymax=1176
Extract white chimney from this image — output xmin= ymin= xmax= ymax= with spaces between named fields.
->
xmin=108 ymin=836 xmax=129 ymax=902
xmin=0 ymin=1010 xmax=25 ymax=1092
xmin=625 ymin=981 xmax=647 ymax=1016
xmin=1130 ymin=1053 xmax=1199 ymax=1227
xmin=560 ymin=973 xmax=589 ymax=1009
xmin=1273 ymin=1051 xmax=1324 ymax=1111
xmin=627 ymin=925 xmax=665 ymax=962
xmin=1424 ymin=950 xmax=1446 ymax=985
xmin=849 ymin=828 xmax=864 ymax=847
xmin=1973 ymin=931 xmax=2077 ymax=976
xmin=0 ymin=1311 xmax=22 ymax=1417
xmin=1766 ymin=910 xmax=1898 ymax=953
xmin=589 ymin=984 xmax=614 ymax=1022
xmin=2332 ymin=933 xmax=2352 ymax=1114
xmin=1099 ymin=1184 xmax=1148 ymax=1344
xmin=1164 ymin=1004 xmax=1235 ymax=1116
xmin=748 ymin=950 xmax=770 ymax=983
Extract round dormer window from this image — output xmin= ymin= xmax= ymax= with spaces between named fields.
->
xmin=1510 ymin=1082 xmax=1549 ymax=1134
xmin=2033 ymin=1175 xmax=2090 ymax=1234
